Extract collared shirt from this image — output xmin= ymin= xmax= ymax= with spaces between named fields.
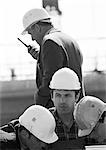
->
xmin=49 ymin=108 xmax=106 ymax=150
xmin=49 ymin=107 xmax=79 ymax=140
xmin=49 ymin=107 xmax=86 ymax=150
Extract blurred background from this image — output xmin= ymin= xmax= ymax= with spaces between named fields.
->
xmin=0 ymin=0 xmax=106 ymax=126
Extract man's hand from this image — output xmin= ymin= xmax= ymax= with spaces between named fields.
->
xmin=28 ymin=46 xmax=39 ymax=59
xmin=0 ymin=130 xmax=16 ymax=142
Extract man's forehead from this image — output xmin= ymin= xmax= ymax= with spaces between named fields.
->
xmin=54 ymin=89 xmax=74 ymax=93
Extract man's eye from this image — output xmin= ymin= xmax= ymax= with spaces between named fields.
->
xmin=55 ymin=93 xmax=61 ymax=97
xmin=65 ymin=94 xmax=70 ymax=97
xmin=30 ymin=24 xmax=35 ymax=30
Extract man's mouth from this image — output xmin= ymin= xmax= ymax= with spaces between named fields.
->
xmin=59 ymin=105 xmax=67 ymax=109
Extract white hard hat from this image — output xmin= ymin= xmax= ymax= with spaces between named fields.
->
xmin=49 ymin=67 xmax=81 ymax=90
xmin=74 ymin=96 xmax=106 ymax=137
xmin=19 ymin=105 xmax=58 ymax=143
xmin=22 ymin=8 xmax=51 ymax=34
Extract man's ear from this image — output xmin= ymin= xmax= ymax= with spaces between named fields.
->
xmin=50 ymin=90 xmax=54 ymax=101
xmin=35 ymin=24 xmax=41 ymax=32
xmin=75 ymin=91 xmax=80 ymax=102
xmin=20 ymin=129 xmax=29 ymax=139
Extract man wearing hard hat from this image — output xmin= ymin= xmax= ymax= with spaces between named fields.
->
xmin=0 ymin=105 xmax=58 ymax=150
xmin=74 ymin=96 xmax=106 ymax=146
xmin=48 ymin=67 xmax=86 ymax=149
xmin=21 ymin=8 xmax=85 ymax=108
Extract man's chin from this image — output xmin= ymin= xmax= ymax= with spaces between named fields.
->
xmin=58 ymin=107 xmax=69 ymax=113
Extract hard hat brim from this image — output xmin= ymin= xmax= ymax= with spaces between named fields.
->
xmin=21 ymin=18 xmax=51 ymax=35
xmin=78 ymin=128 xmax=93 ymax=137
xmin=39 ymin=132 xmax=58 ymax=144
xmin=78 ymin=104 xmax=106 ymax=137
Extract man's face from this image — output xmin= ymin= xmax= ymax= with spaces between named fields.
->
xmin=52 ymin=89 xmax=76 ymax=114
xmin=18 ymin=128 xmax=47 ymax=150
xmin=27 ymin=24 xmax=41 ymax=44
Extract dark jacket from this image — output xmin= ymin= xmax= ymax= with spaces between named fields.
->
xmin=1 ymin=118 xmax=104 ymax=150
xmin=35 ymin=28 xmax=85 ymax=108
xmin=0 ymin=120 xmax=49 ymax=150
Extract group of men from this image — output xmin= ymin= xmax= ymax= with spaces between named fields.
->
xmin=1 ymin=67 xmax=106 ymax=149
xmin=0 ymin=8 xmax=106 ymax=150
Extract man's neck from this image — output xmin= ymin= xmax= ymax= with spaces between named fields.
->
xmin=58 ymin=111 xmax=74 ymax=127
xmin=44 ymin=26 xmax=53 ymax=36
xmin=39 ymin=26 xmax=53 ymax=46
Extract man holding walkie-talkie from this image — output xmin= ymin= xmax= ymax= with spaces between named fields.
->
xmin=17 ymin=38 xmax=39 ymax=59
xmin=19 ymin=8 xmax=85 ymax=109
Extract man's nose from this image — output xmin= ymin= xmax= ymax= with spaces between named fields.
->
xmin=60 ymin=95 xmax=65 ymax=103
